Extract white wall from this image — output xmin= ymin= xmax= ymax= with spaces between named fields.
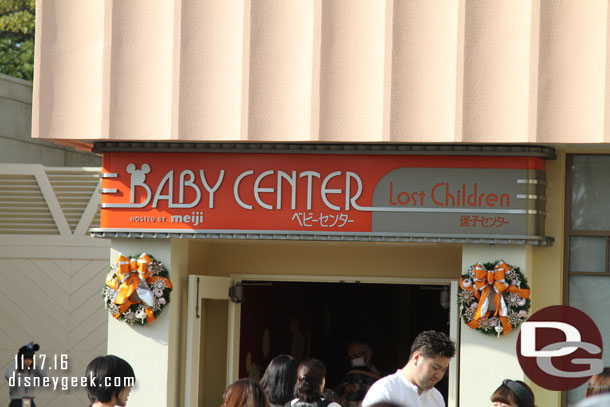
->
xmin=0 ymin=165 xmax=109 ymax=407
xmin=0 ymin=236 xmax=110 ymax=407
xmin=459 ymin=245 xmax=532 ymax=406
xmin=106 ymin=239 xmax=173 ymax=406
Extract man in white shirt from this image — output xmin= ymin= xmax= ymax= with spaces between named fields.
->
xmin=362 ymin=331 xmax=455 ymax=407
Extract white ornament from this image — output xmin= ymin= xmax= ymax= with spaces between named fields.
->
xmin=135 ymin=310 xmax=147 ymax=321
xmin=495 ymin=325 xmax=503 ymax=338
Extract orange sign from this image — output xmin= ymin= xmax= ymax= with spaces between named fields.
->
xmin=99 ymin=152 xmax=547 ymax=237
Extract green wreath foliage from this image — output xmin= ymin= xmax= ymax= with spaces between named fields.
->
xmin=102 ymin=253 xmax=172 ymax=326
xmin=458 ymin=260 xmax=531 ymax=336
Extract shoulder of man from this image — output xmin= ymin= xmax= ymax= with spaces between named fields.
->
xmin=362 ymin=372 xmax=404 ymax=407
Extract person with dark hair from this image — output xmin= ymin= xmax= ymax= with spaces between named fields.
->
xmin=336 ymin=341 xmax=380 ymax=407
xmin=221 ymin=378 xmax=269 ymax=407
xmin=362 ymin=330 xmax=456 ymax=407
xmin=490 ymin=379 xmax=535 ymax=407
xmin=293 ymin=359 xmax=341 ymax=407
xmin=322 ymin=389 xmax=339 ymax=403
xmin=4 ymin=342 xmax=47 ymax=407
xmin=260 ymin=355 xmax=299 ymax=407
xmin=85 ymin=355 xmax=135 ymax=407
xmin=585 ymin=367 xmax=610 ymax=398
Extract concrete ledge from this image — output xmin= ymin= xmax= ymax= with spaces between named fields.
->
xmin=0 ymin=73 xmax=32 ymax=104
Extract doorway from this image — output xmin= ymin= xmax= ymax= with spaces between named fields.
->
xmin=237 ymin=281 xmax=452 ymax=403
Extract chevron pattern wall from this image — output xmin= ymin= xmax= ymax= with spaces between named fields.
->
xmin=0 ymin=165 xmax=110 ymax=407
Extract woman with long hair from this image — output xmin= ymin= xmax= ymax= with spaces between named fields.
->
xmin=292 ymin=359 xmax=341 ymax=407
xmin=260 ymin=355 xmax=299 ymax=407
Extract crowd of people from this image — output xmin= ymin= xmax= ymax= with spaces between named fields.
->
xmin=4 ymin=333 xmax=610 ymax=406
xmin=218 ymin=330 xmax=456 ymax=407
xmin=219 ymin=330 xmax=501 ymax=407
xmin=219 ymin=330 xmax=610 ymax=407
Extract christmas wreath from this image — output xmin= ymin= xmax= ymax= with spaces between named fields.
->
xmin=458 ymin=260 xmax=531 ymax=336
xmin=103 ymin=253 xmax=173 ymax=325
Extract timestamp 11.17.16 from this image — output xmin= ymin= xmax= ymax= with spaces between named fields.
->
xmin=16 ymin=354 xmax=68 ymax=370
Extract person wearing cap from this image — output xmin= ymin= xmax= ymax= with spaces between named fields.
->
xmin=490 ymin=379 xmax=535 ymax=407
xmin=4 ymin=342 xmax=48 ymax=407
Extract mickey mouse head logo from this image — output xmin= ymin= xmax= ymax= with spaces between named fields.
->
xmin=126 ymin=163 xmax=152 ymax=204
xmin=127 ymin=163 xmax=150 ymax=183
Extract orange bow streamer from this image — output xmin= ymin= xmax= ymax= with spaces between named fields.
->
xmin=105 ymin=253 xmax=173 ymax=322
xmin=467 ymin=261 xmax=512 ymax=335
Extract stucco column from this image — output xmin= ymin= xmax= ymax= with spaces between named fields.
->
xmin=105 ymin=239 xmax=174 ymax=406
xmin=459 ymin=244 xmax=532 ymax=406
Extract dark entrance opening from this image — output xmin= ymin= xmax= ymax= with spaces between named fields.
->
xmin=238 ymin=281 xmax=451 ymax=402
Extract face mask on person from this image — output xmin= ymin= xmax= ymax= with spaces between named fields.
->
xmin=351 ymin=358 xmax=366 ymax=368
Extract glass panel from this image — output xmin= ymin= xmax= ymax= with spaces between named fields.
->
xmin=567 ymin=276 xmax=610 ymax=405
xmin=569 ymin=236 xmax=606 ymax=273
xmin=570 ymin=155 xmax=610 ymax=230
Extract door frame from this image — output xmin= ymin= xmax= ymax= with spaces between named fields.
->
xmin=232 ymin=274 xmax=460 ymax=407
xmin=185 ymin=275 xmax=241 ymax=407
xmin=186 ymin=274 xmax=460 ymax=407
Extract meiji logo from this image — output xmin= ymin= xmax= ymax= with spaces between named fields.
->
xmin=517 ymin=305 xmax=603 ymax=391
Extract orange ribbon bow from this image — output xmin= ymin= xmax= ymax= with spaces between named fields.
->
xmin=106 ymin=253 xmax=173 ymax=323
xmin=461 ymin=261 xmax=529 ymax=335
